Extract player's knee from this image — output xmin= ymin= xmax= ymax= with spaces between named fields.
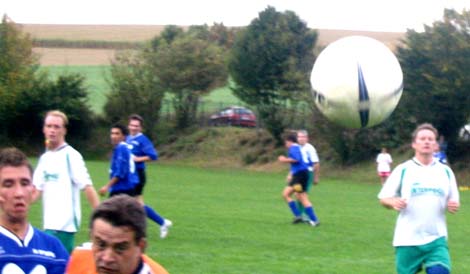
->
xmin=426 ymin=264 xmax=449 ymax=274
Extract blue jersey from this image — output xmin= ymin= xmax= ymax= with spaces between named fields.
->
xmin=126 ymin=133 xmax=158 ymax=170
xmin=109 ymin=142 xmax=139 ymax=193
xmin=0 ymin=224 xmax=69 ymax=274
xmin=288 ymin=144 xmax=309 ymax=174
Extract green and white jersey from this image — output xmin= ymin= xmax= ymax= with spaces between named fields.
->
xmin=378 ymin=158 xmax=459 ymax=247
xmin=300 ymin=143 xmax=319 ymax=171
xmin=33 ymin=144 xmax=93 ymax=233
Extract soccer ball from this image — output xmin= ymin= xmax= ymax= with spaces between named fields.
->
xmin=310 ymin=36 xmax=403 ymax=128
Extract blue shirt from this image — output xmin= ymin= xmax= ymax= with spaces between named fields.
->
xmin=109 ymin=142 xmax=139 ymax=193
xmin=288 ymin=144 xmax=309 ymax=174
xmin=126 ymin=133 xmax=158 ymax=170
xmin=0 ymin=224 xmax=69 ymax=274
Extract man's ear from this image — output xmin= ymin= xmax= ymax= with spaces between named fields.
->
xmin=138 ymin=238 xmax=147 ymax=253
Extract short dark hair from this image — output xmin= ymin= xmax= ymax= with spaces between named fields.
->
xmin=0 ymin=147 xmax=33 ymax=176
xmin=129 ymin=114 xmax=144 ymax=126
xmin=284 ymin=132 xmax=297 ymax=143
xmin=90 ymin=194 xmax=146 ymax=243
xmin=112 ymin=124 xmax=128 ymax=136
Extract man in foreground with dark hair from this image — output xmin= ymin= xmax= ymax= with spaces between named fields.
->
xmin=66 ymin=194 xmax=169 ymax=274
xmin=0 ymin=147 xmax=69 ymax=273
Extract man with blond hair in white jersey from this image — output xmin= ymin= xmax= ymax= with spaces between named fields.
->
xmin=295 ymin=130 xmax=320 ymax=220
xmin=378 ymin=123 xmax=460 ymax=274
xmin=33 ymin=110 xmax=100 ymax=253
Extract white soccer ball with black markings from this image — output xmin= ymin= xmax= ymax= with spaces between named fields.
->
xmin=310 ymin=36 xmax=403 ymax=128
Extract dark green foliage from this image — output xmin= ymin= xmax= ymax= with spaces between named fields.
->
xmin=393 ymin=9 xmax=470 ymax=160
xmin=228 ymin=6 xmax=317 ymax=144
xmin=0 ymin=16 xmax=93 ymax=150
xmin=152 ymin=25 xmax=228 ymax=129
xmin=104 ymin=50 xmax=164 ymax=141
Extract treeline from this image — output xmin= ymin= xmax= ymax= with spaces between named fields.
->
xmin=1 ymin=8 xmax=470 ymax=167
xmin=32 ymin=39 xmax=144 ymax=49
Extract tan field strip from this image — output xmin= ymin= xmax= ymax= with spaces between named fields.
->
xmin=33 ymin=47 xmax=118 ymax=66
xmin=23 ymin=24 xmax=404 ymax=66
xmin=22 ymin=24 xmax=166 ymax=41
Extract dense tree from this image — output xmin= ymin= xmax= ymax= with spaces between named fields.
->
xmin=0 ymin=15 xmax=94 ymax=149
xmin=13 ymin=74 xmax=94 ymax=144
xmin=394 ymin=8 xmax=470 ymax=159
xmin=0 ymin=15 xmax=38 ymax=142
xmin=228 ymin=6 xmax=317 ymax=143
xmin=152 ymin=26 xmax=228 ymax=129
xmin=104 ymin=50 xmax=163 ymax=140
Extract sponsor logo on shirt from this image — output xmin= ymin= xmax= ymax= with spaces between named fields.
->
xmin=32 ymin=248 xmax=56 ymax=258
xmin=410 ymin=182 xmax=444 ymax=197
xmin=43 ymin=172 xmax=59 ymax=182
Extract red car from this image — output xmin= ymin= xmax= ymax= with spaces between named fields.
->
xmin=209 ymin=106 xmax=257 ymax=127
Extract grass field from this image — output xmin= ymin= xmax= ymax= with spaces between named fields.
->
xmin=43 ymin=65 xmax=242 ymax=114
xmin=28 ymin=160 xmax=470 ymax=274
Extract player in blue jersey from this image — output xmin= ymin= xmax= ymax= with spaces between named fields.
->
xmin=99 ymin=124 xmax=172 ymax=238
xmin=127 ymin=114 xmax=172 ymax=238
xmin=278 ymin=133 xmax=320 ymax=226
xmin=99 ymin=124 xmax=139 ymax=197
xmin=0 ymin=147 xmax=69 ymax=274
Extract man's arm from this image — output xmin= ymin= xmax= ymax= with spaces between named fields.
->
xmin=379 ymin=197 xmax=407 ymax=211
xmin=99 ymin=177 xmax=119 ymax=196
xmin=313 ymin=163 xmax=320 ymax=184
xmin=84 ymin=185 xmax=100 ymax=208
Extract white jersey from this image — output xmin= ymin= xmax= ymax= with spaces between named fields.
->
xmin=33 ymin=144 xmax=93 ymax=232
xmin=300 ymin=143 xmax=319 ymax=171
xmin=378 ymin=158 xmax=460 ymax=247
xmin=376 ymin=152 xmax=393 ymax=172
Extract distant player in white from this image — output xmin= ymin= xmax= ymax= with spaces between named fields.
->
xmin=378 ymin=123 xmax=460 ymax=274
xmin=294 ymin=130 xmax=320 ymax=221
xmin=376 ymin=147 xmax=392 ymax=185
xmin=33 ymin=110 xmax=100 ymax=253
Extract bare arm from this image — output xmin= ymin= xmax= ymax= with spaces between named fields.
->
xmin=84 ymin=185 xmax=100 ymax=208
xmin=278 ymin=155 xmax=297 ymax=163
xmin=98 ymin=177 xmax=119 ymax=196
xmin=447 ymin=200 xmax=460 ymax=213
xmin=313 ymin=163 xmax=320 ymax=184
xmin=133 ymin=155 xmax=152 ymax=163
xmin=379 ymin=197 xmax=407 ymax=211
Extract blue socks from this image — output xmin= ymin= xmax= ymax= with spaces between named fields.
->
xmin=305 ymin=206 xmax=318 ymax=222
xmin=144 ymin=205 xmax=165 ymax=226
xmin=288 ymin=201 xmax=301 ymax=217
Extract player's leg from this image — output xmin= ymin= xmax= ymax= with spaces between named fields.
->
xmin=424 ymin=237 xmax=451 ymax=274
xmin=136 ymin=168 xmax=147 ymax=204
xmin=395 ymin=245 xmax=424 ymax=274
xmin=296 ymin=192 xmax=319 ymax=225
xmin=283 ymin=186 xmax=302 ymax=223
xmin=296 ymin=171 xmax=313 ymax=218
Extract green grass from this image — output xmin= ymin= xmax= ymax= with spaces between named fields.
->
xmin=41 ymin=65 xmax=111 ymax=114
xmin=28 ymin=160 xmax=470 ymax=274
xmin=42 ymin=65 xmax=242 ymax=115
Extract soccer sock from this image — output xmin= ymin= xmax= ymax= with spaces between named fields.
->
xmin=144 ymin=205 xmax=165 ymax=226
xmin=305 ymin=206 xmax=318 ymax=222
xmin=288 ymin=201 xmax=301 ymax=217
xmin=296 ymin=200 xmax=305 ymax=215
